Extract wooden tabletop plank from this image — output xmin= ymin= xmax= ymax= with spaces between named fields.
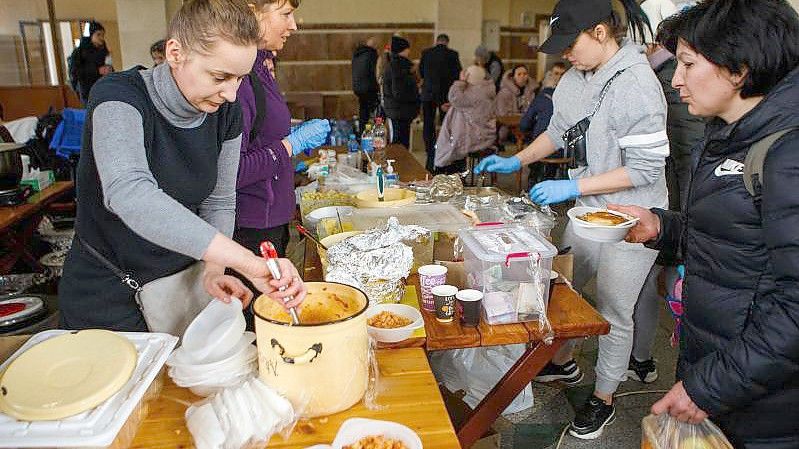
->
xmin=0 ymin=181 xmax=74 ymax=232
xmin=476 ymin=320 xmax=532 ymax=347
xmin=129 ymin=348 xmax=459 ymax=449
xmin=527 ymin=284 xmax=610 ymax=340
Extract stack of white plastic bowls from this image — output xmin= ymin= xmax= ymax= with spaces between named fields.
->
xmin=166 ymin=299 xmax=256 ymax=396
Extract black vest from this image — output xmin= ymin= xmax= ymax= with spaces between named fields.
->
xmin=59 ymin=68 xmax=238 ymax=330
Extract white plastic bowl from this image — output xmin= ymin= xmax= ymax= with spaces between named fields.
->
xmin=181 ymin=298 xmax=246 ymax=363
xmin=567 ymin=206 xmax=639 ymax=243
xmin=332 ymin=418 xmax=423 ymax=449
xmin=365 ymin=304 xmax=424 ymax=343
xmin=303 ymin=206 xmax=354 ymax=233
xmin=167 ymin=332 xmax=256 ymax=375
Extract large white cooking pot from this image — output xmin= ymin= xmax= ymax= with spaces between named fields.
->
xmin=253 ymin=282 xmax=369 ymax=418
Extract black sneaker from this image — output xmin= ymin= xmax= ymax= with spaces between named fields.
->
xmin=534 ymin=359 xmax=584 ymax=386
xmin=627 ymin=356 xmax=658 ymax=383
xmin=569 ymin=395 xmax=616 ymax=439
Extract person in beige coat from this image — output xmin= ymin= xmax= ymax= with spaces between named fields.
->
xmin=496 ymin=65 xmax=536 ymax=141
xmin=434 ymin=65 xmax=497 ymax=172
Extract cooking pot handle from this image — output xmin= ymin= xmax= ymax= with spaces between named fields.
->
xmin=271 ymin=338 xmax=323 ymax=365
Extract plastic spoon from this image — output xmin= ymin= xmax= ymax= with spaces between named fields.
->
xmin=259 ymin=241 xmax=301 ymax=325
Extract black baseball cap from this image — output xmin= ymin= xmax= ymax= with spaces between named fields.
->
xmin=540 ymin=0 xmax=612 ymax=54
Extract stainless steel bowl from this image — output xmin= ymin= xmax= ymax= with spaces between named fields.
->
xmin=0 ymin=143 xmax=24 ymax=191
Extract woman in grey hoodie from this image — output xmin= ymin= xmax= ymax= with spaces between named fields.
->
xmin=475 ymin=0 xmax=667 ymax=440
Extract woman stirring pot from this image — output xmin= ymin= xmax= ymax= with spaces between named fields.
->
xmin=475 ymin=0 xmax=668 ymax=439
xmin=235 ymin=0 xmax=330 ymax=259
xmin=58 ymin=0 xmax=306 ymax=332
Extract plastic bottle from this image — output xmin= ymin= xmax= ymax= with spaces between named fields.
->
xmin=384 ymin=159 xmax=399 ymax=187
xmin=346 ymin=133 xmax=361 ymax=169
xmin=361 ymin=124 xmax=374 ymax=156
xmin=373 ymin=117 xmax=387 ymax=166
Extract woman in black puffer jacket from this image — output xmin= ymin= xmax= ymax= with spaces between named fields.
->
xmin=613 ymin=1 xmax=799 ymax=448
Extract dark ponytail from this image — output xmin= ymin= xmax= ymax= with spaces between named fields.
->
xmin=596 ymin=0 xmax=652 ymax=45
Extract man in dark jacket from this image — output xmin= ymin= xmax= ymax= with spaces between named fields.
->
xmin=419 ymin=34 xmax=461 ymax=171
xmin=351 ymin=37 xmax=379 ymax=133
xmin=383 ymin=36 xmax=419 ymax=148
xmin=68 ymin=21 xmax=112 ymax=104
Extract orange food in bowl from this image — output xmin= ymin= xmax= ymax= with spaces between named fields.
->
xmin=577 ymin=211 xmax=628 ymax=226
xmin=344 ymin=435 xmax=409 ymax=449
xmin=367 ymin=311 xmax=412 ymax=329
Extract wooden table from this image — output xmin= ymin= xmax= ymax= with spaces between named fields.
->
xmin=128 ymin=348 xmax=459 ymax=448
xmin=495 ymin=115 xmax=526 ymax=192
xmin=0 ymin=181 xmax=74 ymax=273
xmin=301 ymin=149 xmax=610 ymax=448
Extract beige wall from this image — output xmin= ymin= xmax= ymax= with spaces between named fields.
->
xmin=438 ymin=0 xmax=483 ymax=67
xmin=483 ymin=0 xmax=556 ymax=26
xmin=165 ymin=0 xmax=183 ymax=23
xmin=792 ymin=0 xmax=799 ymax=11
xmin=115 ymin=0 xmax=167 ymax=69
xmin=294 ymin=0 xmax=436 ymax=24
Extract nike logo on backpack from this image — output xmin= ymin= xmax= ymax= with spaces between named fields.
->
xmin=714 ymin=159 xmax=744 ymax=177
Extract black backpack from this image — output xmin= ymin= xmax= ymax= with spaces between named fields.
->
xmin=67 ymin=47 xmax=81 ymax=93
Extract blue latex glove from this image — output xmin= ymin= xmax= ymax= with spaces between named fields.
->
xmin=473 ymin=155 xmax=522 ymax=174
xmin=286 ymin=119 xmax=331 ymax=156
xmin=294 ymin=161 xmax=308 ymax=173
xmin=529 ymin=179 xmax=581 ymax=205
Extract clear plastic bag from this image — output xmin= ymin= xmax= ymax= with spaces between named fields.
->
xmin=641 ymin=414 xmax=735 ymax=449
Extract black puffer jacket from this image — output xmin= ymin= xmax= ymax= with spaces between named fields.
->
xmin=382 ymin=55 xmax=419 ymax=121
xmin=351 ymin=45 xmax=378 ymax=95
xmin=653 ymin=66 xmax=799 ymax=449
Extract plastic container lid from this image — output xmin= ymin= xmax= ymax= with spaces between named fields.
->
xmin=458 ymin=223 xmax=557 ymax=263
xmin=351 ymin=203 xmax=472 ymax=233
xmin=0 ymin=330 xmax=137 ymax=421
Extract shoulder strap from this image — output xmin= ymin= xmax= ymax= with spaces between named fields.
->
xmin=589 ymin=69 xmax=626 ymax=117
xmin=248 ymin=70 xmax=267 ymax=143
xmin=76 ymin=235 xmax=143 ymax=291
xmin=743 ymin=127 xmax=797 ymax=197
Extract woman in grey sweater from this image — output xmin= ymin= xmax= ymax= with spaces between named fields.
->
xmin=475 ymin=0 xmax=667 ymax=440
xmin=59 ymin=0 xmax=306 ymax=332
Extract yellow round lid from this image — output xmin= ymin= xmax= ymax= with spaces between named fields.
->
xmin=354 ymin=188 xmax=416 ymax=208
xmin=0 ymin=329 xmax=137 ymax=421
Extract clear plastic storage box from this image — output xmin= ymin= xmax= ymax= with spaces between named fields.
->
xmin=459 ymin=224 xmax=557 ymax=325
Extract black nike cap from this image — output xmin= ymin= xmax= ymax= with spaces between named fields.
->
xmin=540 ymin=0 xmax=613 ymax=54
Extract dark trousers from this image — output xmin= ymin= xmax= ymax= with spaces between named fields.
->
xmin=435 ymin=159 xmax=467 ymax=175
xmin=392 ymin=118 xmax=412 ymax=148
xmin=422 ymin=100 xmax=446 ymax=172
xmin=356 ymin=91 xmax=379 ymax=134
xmin=232 ymin=224 xmax=290 ymax=331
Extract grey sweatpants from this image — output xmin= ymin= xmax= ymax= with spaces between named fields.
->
xmin=631 ymin=263 xmax=679 ymax=362
xmin=562 ymin=222 xmax=658 ymax=396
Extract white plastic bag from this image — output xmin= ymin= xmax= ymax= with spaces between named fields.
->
xmin=642 ymin=414 xmax=734 ymax=449
xmin=430 ymin=344 xmax=534 ymax=415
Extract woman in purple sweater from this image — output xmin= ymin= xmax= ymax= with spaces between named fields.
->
xmin=236 ymin=0 xmax=329 ymax=258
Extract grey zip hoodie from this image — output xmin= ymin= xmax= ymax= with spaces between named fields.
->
xmin=546 ymin=39 xmax=669 ymax=209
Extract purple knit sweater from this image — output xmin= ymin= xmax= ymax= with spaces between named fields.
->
xmin=236 ymin=50 xmax=294 ymax=229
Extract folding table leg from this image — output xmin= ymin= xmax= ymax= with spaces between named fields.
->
xmin=456 ymin=339 xmax=565 ymax=448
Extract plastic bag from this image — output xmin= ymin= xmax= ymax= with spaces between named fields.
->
xmin=185 ymin=376 xmax=299 ymax=449
xmin=430 ymin=345 xmax=534 ymax=415
xmin=641 ymin=414 xmax=735 ymax=449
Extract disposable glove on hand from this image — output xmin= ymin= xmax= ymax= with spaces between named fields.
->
xmin=286 ymin=119 xmax=331 ymax=156
xmin=529 ymin=179 xmax=580 ymax=205
xmin=473 ymin=155 xmax=522 ymax=174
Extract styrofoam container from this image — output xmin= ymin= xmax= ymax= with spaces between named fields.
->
xmin=307 ymin=418 xmax=423 ymax=449
xmin=0 ymin=330 xmax=177 ymax=448
xmin=365 ymin=304 xmax=424 ymax=343
xmin=459 ymin=223 xmax=557 ymax=325
xmin=567 ymin=206 xmax=639 ymax=243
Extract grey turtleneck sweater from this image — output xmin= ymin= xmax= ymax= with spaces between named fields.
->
xmin=91 ymin=63 xmax=241 ymax=260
